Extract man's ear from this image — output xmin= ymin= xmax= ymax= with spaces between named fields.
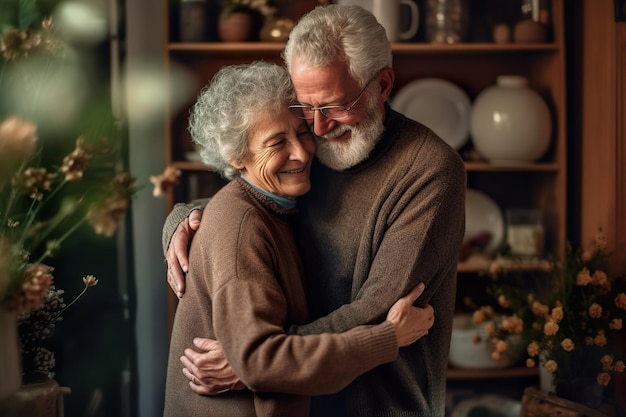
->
xmin=378 ymin=67 xmax=395 ymax=101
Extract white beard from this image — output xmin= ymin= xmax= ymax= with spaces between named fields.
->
xmin=315 ymin=97 xmax=385 ymax=171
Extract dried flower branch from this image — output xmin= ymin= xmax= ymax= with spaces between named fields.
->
xmin=150 ymin=166 xmax=181 ymax=198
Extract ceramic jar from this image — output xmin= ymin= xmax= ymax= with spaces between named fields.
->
xmin=470 ymin=75 xmax=552 ymax=164
xmin=218 ymin=11 xmax=260 ymax=42
xmin=180 ymin=0 xmax=208 ymax=42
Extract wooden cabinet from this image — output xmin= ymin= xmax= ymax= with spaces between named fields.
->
xmin=578 ymin=1 xmax=626 ymax=270
xmin=162 ymin=0 xmax=567 ymax=403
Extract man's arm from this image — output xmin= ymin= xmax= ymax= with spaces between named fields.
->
xmin=292 ymin=152 xmax=466 ymax=336
xmin=182 ymin=284 xmax=434 ymax=395
xmin=162 ymin=201 xmax=206 ymax=298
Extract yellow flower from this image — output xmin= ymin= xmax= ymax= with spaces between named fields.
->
xmin=494 ymin=339 xmax=508 ymax=353
xmin=532 ymin=300 xmax=549 ymax=317
xmin=484 ymin=322 xmax=496 ymax=338
xmin=526 ymin=358 xmax=536 ymax=368
xmin=498 ymin=294 xmax=510 ymax=308
xmin=576 ymin=267 xmax=592 ymax=286
xmin=600 ymin=354 xmax=613 ymax=371
xmin=597 ymin=372 xmax=611 ymax=386
xmin=551 ymin=305 xmax=563 ymax=322
xmin=588 ymin=302 xmax=602 ymax=319
xmin=609 ymin=318 xmax=623 ymax=330
xmin=593 ymin=229 xmax=608 ymax=251
xmin=527 ymin=341 xmax=540 ymax=357
xmin=543 ymin=320 xmax=559 ymax=336
xmin=560 ymin=338 xmax=575 ymax=352
xmin=472 ymin=309 xmax=487 ymax=325
xmin=594 ymin=331 xmax=607 ymax=347
xmin=592 ymin=270 xmax=610 ymax=293
xmin=544 ymin=359 xmax=558 ymax=374
xmin=615 ymin=360 xmax=625 ymax=373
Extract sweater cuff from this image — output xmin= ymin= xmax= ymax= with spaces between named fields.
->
xmin=355 ymin=320 xmax=399 ymax=368
xmin=161 ymin=199 xmax=208 ymax=256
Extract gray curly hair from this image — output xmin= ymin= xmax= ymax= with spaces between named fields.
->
xmin=282 ymin=4 xmax=392 ymax=87
xmin=188 ymin=61 xmax=296 ymax=179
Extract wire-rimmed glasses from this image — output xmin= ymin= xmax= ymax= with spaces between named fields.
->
xmin=289 ymin=73 xmax=379 ymax=121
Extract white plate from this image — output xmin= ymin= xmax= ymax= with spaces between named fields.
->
xmin=465 ymin=188 xmax=504 ymax=254
xmin=391 ymin=78 xmax=471 ymax=150
xmin=452 ymin=394 xmax=521 ymax=417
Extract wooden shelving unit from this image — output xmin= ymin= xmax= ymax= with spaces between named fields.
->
xmin=163 ymin=0 xmax=567 ymax=400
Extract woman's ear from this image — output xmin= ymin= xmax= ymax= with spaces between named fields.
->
xmin=229 ymin=159 xmax=245 ymax=171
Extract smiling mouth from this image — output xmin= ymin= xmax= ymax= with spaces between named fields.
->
xmin=281 ymin=168 xmax=306 ymax=174
xmin=323 ymin=126 xmax=351 ymax=142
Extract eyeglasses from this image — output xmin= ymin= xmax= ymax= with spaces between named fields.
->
xmin=289 ymin=74 xmax=379 ymax=121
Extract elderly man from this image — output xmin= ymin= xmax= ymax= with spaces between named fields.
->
xmin=163 ymin=5 xmax=466 ymax=416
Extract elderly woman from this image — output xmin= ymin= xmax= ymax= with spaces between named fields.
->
xmin=163 ymin=61 xmax=431 ymax=417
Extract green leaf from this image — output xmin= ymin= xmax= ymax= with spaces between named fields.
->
xmin=17 ymin=0 xmax=39 ymax=31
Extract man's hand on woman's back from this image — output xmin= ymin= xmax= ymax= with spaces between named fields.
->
xmin=166 ymin=209 xmax=202 ymax=298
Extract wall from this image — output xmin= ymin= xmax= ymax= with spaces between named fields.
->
xmin=125 ymin=1 xmax=169 ymax=416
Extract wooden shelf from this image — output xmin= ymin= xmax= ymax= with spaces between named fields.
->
xmin=447 ymin=366 xmax=539 ymax=380
xmin=171 ymin=159 xmax=560 ymax=173
xmin=167 ymin=41 xmax=560 ymax=54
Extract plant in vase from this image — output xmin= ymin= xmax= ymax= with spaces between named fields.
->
xmin=467 ymin=230 xmax=626 ymax=409
xmin=0 ymin=0 xmax=135 ymax=398
xmin=218 ymin=0 xmax=278 ymax=42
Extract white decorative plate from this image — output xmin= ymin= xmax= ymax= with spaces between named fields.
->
xmin=391 ymin=78 xmax=471 ymax=150
xmin=452 ymin=394 xmax=522 ymax=417
xmin=465 ymin=188 xmax=504 ymax=255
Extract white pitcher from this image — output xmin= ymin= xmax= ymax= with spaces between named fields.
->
xmin=336 ymin=0 xmax=419 ymax=42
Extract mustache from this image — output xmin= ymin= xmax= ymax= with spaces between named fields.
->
xmin=317 ymin=124 xmax=351 ymax=141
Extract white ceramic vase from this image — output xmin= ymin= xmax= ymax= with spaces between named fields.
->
xmin=0 ymin=308 xmax=22 ymax=401
xmin=470 ymin=75 xmax=552 ymax=164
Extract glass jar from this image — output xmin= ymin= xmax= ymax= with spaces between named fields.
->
xmin=424 ymin=0 xmax=469 ymax=44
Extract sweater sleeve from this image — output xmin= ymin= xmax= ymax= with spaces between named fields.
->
xmin=161 ymin=199 xmax=209 ymax=256
xmin=209 ymin=209 xmax=398 ymax=396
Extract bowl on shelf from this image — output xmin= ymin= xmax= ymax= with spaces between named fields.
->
xmin=449 ymin=314 xmax=521 ymax=370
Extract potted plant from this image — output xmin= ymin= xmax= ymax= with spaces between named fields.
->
xmin=467 ymin=230 xmax=626 ymax=409
xmin=218 ymin=0 xmax=278 ymax=42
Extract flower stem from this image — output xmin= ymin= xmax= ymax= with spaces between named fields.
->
xmin=52 ymin=284 xmax=88 ymax=321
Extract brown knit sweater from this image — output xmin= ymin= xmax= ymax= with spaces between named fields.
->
xmin=163 ymin=178 xmax=399 ymax=417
